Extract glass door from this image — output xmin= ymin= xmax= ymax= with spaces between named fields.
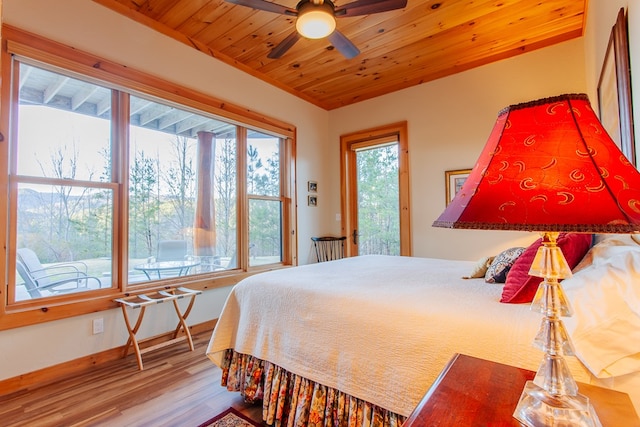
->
xmin=355 ymin=142 xmax=400 ymax=255
xmin=340 ymin=122 xmax=411 ymax=257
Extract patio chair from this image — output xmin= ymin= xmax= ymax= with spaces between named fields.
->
xmin=156 ymin=240 xmax=188 ymax=262
xmin=16 ymin=248 xmax=102 ymax=298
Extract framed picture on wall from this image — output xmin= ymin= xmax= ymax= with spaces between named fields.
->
xmin=445 ymin=169 xmax=471 ymax=206
xmin=598 ymin=8 xmax=636 ymax=166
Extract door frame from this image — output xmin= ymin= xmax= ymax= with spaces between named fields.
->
xmin=339 ymin=121 xmax=411 ymax=257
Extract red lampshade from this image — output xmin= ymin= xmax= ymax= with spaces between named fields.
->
xmin=433 ymin=93 xmax=640 ymax=233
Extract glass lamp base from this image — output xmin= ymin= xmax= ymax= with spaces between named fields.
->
xmin=513 ymin=381 xmax=602 ymax=427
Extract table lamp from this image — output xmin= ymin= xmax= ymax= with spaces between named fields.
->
xmin=433 ymin=93 xmax=640 ymax=426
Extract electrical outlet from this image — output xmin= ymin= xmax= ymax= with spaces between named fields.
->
xmin=92 ymin=318 xmax=104 ymax=335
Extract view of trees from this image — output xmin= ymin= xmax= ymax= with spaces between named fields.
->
xmin=17 ymin=140 xmax=113 ymax=263
xmin=17 ymin=132 xmax=281 ymax=270
xmin=247 ymin=140 xmax=282 ymax=265
xmin=357 ymin=144 xmax=400 ymax=255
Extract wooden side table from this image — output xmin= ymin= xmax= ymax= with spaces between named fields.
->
xmin=403 ymin=353 xmax=639 ymax=426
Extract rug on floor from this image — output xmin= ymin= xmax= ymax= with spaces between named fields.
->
xmin=196 ymin=407 xmax=261 ymax=427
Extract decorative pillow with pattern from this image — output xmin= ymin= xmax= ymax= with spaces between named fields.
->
xmin=484 ymin=247 xmax=525 ymax=283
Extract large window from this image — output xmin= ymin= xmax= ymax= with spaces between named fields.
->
xmin=13 ymin=64 xmax=116 ymax=301
xmin=1 ymin=28 xmax=296 ymax=327
xmin=126 ymin=95 xmax=240 ymax=283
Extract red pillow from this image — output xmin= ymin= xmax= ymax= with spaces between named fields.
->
xmin=500 ymin=233 xmax=593 ymax=304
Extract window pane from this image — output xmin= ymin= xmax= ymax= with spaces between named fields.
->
xmin=17 ymin=63 xmax=112 ymax=181
xmin=247 ymin=132 xmax=280 ymax=197
xmin=15 ymin=183 xmax=113 ymax=300
xmin=128 ymin=96 xmax=237 ymax=282
xmin=13 ymin=62 xmax=115 ymax=301
xmin=356 ymin=144 xmax=400 ymax=255
xmin=249 ymin=199 xmax=282 ymax=266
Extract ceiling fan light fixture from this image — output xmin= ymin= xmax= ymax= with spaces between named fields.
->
xmin=296 ymin=3 xmax=336 ymax=39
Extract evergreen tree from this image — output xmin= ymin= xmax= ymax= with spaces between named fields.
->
xmin=357 ymin=145 xmax=400 ymax=255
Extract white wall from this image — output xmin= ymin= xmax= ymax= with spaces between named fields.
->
xmin=2 ymin=0 xmax=638 ymax=384
xmin=328 ymin=38 xmax=588 ymax=261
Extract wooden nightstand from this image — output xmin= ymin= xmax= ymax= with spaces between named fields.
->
xmin=403 ymin=353 xmax=640 ymax=426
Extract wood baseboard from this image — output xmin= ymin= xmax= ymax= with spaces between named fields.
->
xmin=0 ymin=319 xmax=217 ymax=396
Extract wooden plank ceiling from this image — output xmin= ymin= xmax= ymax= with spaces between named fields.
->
xmin=93 ymin=0 xmax=587 ymax=110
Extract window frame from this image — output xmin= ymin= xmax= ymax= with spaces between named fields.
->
xmin=0 ymin=25 xmax=297 ymax=330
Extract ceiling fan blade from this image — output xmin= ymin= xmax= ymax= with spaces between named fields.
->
xmin=225 ymin=0 xmax=297 ymax=16
xmin=328 ymin=30 xmax=360 ymax=59
xmin=335 ymin=0 xmax=407 ymax=17
xmin=268 ymin=31 xmax=301 ymax=59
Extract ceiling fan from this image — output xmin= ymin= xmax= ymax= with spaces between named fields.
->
xmin=225 ymin=0 xmax=408 ymax=59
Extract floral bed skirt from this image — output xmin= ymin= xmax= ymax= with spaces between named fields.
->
xmin=220 ymin=349 xmax=407 ymax=427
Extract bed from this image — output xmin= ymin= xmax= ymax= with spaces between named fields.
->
xmin=206 ymin=234 xmax=640 ymax=426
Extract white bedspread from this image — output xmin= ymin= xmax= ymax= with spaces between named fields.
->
xmin=206 ymin=255 xmax=592 ymax=417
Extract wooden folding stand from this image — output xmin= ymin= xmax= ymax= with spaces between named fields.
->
xmin=114 ymin=286 xmax=202 ymax=370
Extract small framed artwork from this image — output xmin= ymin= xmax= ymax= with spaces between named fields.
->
xmin=308 ymin=195 xmax=318 ymax=207
xmin=308 ymin=181 xmax=318 ymax=192
xmin=445 ymin=169 xmax=471 ymax=206
xmin=597 ymin=8 xmax=635 ymax=166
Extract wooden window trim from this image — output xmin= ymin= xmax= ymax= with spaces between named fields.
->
xmin=0 ymin=25 xmax=297 ymax=330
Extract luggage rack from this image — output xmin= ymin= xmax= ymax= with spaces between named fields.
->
xmin=114 ymin=286 xmax=201 ymax=370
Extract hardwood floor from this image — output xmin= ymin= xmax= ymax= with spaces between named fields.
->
xmin=0 ymin=332 xmax=264 ymax=426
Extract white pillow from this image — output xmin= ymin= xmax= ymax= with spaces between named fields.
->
xmin=572 ymin=234 xmax=638 ymax=273
xmin=562 ymin=236 xmax=640 ymax=378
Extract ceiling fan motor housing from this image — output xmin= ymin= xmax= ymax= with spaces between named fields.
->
xmin=296 ymin=0 xmax=337 ymax=39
